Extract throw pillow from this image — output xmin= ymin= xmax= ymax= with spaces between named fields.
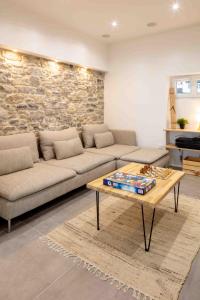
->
xmin=0 ymin=132 xmax=39 ymax=163
xmin=82 ymin=124 xmax=108 ymax=148
xmin=39 ymin=128 xmax=79 ymax=161
xmin=54 ymin=138 xmax=84 ymax=160
xmin=0 ymin=147 xmax=34 ymax=176
xmin=94 ymin=131 xmax=114 ymax=149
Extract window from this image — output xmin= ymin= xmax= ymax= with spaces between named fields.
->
xmin=176 ymin=80 xmax=192 ymax=95
xmin=172 ymin=75 xmax=200 ymax=98
xmin=197 ymin=80 xmax=200 ymax=94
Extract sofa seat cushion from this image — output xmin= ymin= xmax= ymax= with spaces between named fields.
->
xmin=45 ymin=152 xmax=114 ymax=174
xmin=86 ymin=144 xmax=139 ymax=159
xmin=121 ymin=148 xmax=169 ymax=164
xmin=0 ymin=163 xmax=76 ymax=201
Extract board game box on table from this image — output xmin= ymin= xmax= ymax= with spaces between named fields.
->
xmin=103 ymin=172 xmax=156 ymax=195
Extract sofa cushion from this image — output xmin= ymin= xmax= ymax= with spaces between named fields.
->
xmin=0 ymin=147 xmax=33 ymax=176
xmin=111 ymin=129 xmax=137 ymax=146
xmin=39 ymin=128 xmax=79 ymax=161
xmin=94 ymin=131 xmax=114 ymax=149
xmin=82 ymin=124 xmax=108 ymax=148
xmin=45 ymin=152 xmax=114 ymax=174
xmin=54 ymin=138 xmax=84 ymax=160
xmin=0 ymin=163 xmax=76 ymax=201
xmin=0 ymin=132 xmax=39 ymax=163
xmin=121 ymin=148 xmax=169 ymax=164
xmin=86 ymin=144 xmax=140 ymax=159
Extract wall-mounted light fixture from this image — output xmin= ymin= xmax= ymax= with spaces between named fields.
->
xmin=78 ymin=66 xmax=89 ymax=78
xmin=2 ymin=50 xmax=21 ymax=66
xmin=48 ymin=60 xmax=60 ymax=72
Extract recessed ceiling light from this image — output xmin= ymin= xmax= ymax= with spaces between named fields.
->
xmin=111 ymin=21 xmax=118 ymax=28
xmin=102 ymin=34 xmax=111 ymax=38
xmin=172 ymin=2 xmax=180 ymax=11
xmin=147 ymin=22 xmax=157 ymax=27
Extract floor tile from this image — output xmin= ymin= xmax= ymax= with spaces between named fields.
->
xmin=179 ymin=248 xmax=200 ymax=300
xmin=0 ymin=222 xmax=41 ymax=258
xmin=36 ymin=265 xmax=136 ymax=300
xmin=0 ymin=240 xmax=74 ymax=300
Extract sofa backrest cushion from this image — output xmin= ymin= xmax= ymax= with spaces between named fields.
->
xmin=0 ymin=132 xmax=39 ymax=163
xmin=94 ymin=131 xmax=114 ymax=149
xmin=82 ymin=124 xmax=108 ymax=148
xmin=54 ymin=137 xmax=84 ymax=160
xmin=0 ymin=147 xmax=34 ymax=176
xmin=39 ymin=128 xmax=79 ymax=161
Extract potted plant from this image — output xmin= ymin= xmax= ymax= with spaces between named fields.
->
xmin=177 ymin=118 xmax=189 ymax=129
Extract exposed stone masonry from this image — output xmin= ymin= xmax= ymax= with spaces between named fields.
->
xmin=0 ymin=49 xmax=104 ymax=136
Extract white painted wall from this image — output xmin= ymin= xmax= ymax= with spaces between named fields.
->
xmin=0 ymin=3 xmax=108 ymax=71
xmin=105 ymin=26 xmax=200 ymax=150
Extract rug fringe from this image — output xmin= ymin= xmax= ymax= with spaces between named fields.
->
xmin=40 ymin=236 xmax=154 ymax=300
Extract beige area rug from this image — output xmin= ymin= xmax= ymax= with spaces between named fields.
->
xmin=44 ymin=194 xmax=200 ymax=300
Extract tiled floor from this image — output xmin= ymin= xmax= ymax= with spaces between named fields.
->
xmin=0 ymin=175 xmax=199 ymax=300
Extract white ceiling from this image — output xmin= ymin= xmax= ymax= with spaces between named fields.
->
xmin=2 ymin=0 xmax=200 ymax=43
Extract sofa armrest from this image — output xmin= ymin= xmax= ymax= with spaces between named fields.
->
xmin=110 ymin=129 xmax=137 ymax=146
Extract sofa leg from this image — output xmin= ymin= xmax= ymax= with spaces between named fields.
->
xmin=8 ymin=219 xmax=11 ymax=233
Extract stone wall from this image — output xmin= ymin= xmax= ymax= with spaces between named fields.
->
xmin=0 ymin=49 xmax=104 ymax=136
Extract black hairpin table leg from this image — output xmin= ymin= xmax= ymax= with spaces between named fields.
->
xmin=174 ymin=181 xmax=180 ymax=213
xmin=96 ymin=191 xmax=100 ymax=230
xmin=141 ymin=205 xmax=156 ymax=252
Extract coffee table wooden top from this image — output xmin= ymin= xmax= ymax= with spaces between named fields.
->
xmin=87 ymin=163 xmax=184 ymax=207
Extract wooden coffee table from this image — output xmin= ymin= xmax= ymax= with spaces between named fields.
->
xmin=87 ymin=163 xmax=184 ymax=252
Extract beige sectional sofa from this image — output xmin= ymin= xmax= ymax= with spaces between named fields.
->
xmin=0 ymin=125 xmax=169 ymax=232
